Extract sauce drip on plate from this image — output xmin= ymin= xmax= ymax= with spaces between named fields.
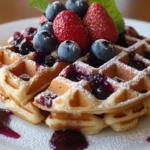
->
xmin=49 ymin=129 xmax=88 ymax=150
xmin=0 ymin=108 xmax=20 ymax=138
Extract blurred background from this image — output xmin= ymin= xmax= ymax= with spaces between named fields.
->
xmin=0 ymin=0 xmax=150 ymax=24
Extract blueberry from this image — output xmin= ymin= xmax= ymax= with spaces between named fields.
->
xmin=90 ymin=39 xmax=115 ymax=63
xmin=33 ymin=31 xmax=58 ymax=54
xmin=66 ymin=0 xmax=88 ymax=18
xmin=38 ymin=21 xmax=53 ymax=33
xmin=45 ymin=1 xmax=66 ymax=21
xmin=58 ymin=40 xmax=81 ymax=63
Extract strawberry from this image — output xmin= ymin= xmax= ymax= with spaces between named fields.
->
xmin=39 ymin=15 xmax=48 ymax=24
xmin=84 ymin=2 xmax=118 ymax=43
xmin=53 ymin=10 xmax=90 ymax=51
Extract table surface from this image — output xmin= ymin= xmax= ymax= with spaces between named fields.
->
xmin=0 ymin=0 xmax=150 ymax=24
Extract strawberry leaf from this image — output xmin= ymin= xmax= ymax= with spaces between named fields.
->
xmin=90 ymin=0 xmax=125 ymax=33
xmin=29 ymin=0 xmax=49 ymax=12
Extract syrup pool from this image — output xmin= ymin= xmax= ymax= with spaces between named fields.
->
xmin=49 ymin=129 xmax=88 ymax=150
xmin=0 ymin=108 xmax=20 ymax=138
xmin=146 ymin=136 xmax=150 ymax=142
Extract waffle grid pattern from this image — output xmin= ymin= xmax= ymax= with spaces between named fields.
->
xmin=0 ymin=26 xmax=150 ymax=133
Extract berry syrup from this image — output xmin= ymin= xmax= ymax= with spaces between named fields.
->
xmin=147 ymin=136 xmax=150 ymax=142
xmin=49 ymin=129 xmax=88 ymax=150
xmin=13 ymin=27 xmax=37 ymax=55
xmin=64 ymin=65 xmax=114 ymax=100
xmin=0 ymin=108 xmax=20 ymax=138
xmin=144 ymin=51 xmax=150 ymax=60
xmin=34 ymin=52 xmax=56 ymax=67
xmin=89 ymin=74 xmax=114 ymax=100
xmin=37 ymin=92 xmax=57 ymax=108
xmin=63 ymin=65 xmax=88 ymax=82
xmin=128 ymin=52 xmax=147 ymax=71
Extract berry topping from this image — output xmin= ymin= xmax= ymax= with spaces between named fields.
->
xmin=12 ymin=27 xmax=37 ymax=55
xmin=22 ymin=27 xmax=37 ymax=37
xmin=38 ymin=21 xmax=53 ymax=33
xmin=34 ymin=51 xmax=45 ymax=64
xmin=45 ymin=55 xmax=56 ymax=67
xmin=17 ymin=38 xmax=35 ymax=55
xmin=39 ymin=15 xmax=48 ymax=24
xmin=66 ymin=0 xmax=89 ymax=18
xmin=37 ymin=92 xmax=57 ymax=108
xmin=58 ymin=40 xmax=81 ymax=63
xmin=90 ymin=39 xmax=115 ymax=64
xmin=33 ymin=31 xmax=58 ymax=54
xmin=63 ymin=65 xmax=87 ymax=82
xmin=128 ymin=52 xmax=147 ymax=71
xmin=13 ymin=32 xmax=22 ymax=41
xmin=63 ymin=65 xmax=114 ymax=99
xmin=53 ymin=10 xmax=90 ymax=51
xmin=45 ymin=1 xmax=66 ymax=21
xmin=34 ymin=52 xmax=56 ymax=67
xmin=89 ymin=74 xmax=114 ymax=100
xmin=84 ymin=2 xmax=118 ymax=43
xmin=22 ymin=27 xmax=37 ymax=41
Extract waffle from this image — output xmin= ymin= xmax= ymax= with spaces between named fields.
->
xmin=33 ymin=27 xmax=150 ymax=133
xmin=46 ymin=112 xmax=106 ymax=134
xmin=0 ymin=46 xmax=68 ymax=124
xmin=0 ymin=26 xmax=150 ymax=132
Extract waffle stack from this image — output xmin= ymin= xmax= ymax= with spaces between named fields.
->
xmin=33 ymin=27 xmax=150 ymax=134
xmin=0 ymin=26 xmax=150 ymax=134
xmin=0 ymin=45 xmax=68 ymax=124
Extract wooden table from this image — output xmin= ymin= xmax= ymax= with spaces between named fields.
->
xmin=0 ymin=0 xmax=150 ymax=24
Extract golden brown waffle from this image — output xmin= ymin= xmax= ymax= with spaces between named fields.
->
xmin=46 ymin=112 xmax=106 ymax=134
xmin=0 ymin=92 xmax=44 ymax=124
xmin=0 ymin=26 xmax=150 ymax=132
xmin=33 ymin=27 xmax=150 ymax=134
xmin=0 ymin=46 xmax=68 ymax=104
xmin=0 ymin=46 xmax=68 ymax=124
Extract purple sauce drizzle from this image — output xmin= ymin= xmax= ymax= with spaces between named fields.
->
xmin=0 ymin=108 xmax=20 ymax=138
xmin=144 ymin=51 xmax=150 ymax=60
xmin=37 ymin=92 xmax=57 ymax=108
xmin=89 ymin=74 xmax=114 ymax=100
xmin=34 ymin=52 xmax=56 ymax=67
xmin=147 ymin=136 xmax=150 ymax=142
xmin=49 ymin=129 xmax=88 ymax=150
xmin=128 ymin=52 xmax=147 ymax=71
xmin=63 ymin=65 xmax=88 ymax=82
xmin=13 ymin=27 xmax=37 ymax=55
xmin=63 ymin=65 xmax=114 ymax=100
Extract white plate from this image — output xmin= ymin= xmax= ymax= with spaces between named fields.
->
xmin=0 ymin=18 xmax=150 ymax=150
